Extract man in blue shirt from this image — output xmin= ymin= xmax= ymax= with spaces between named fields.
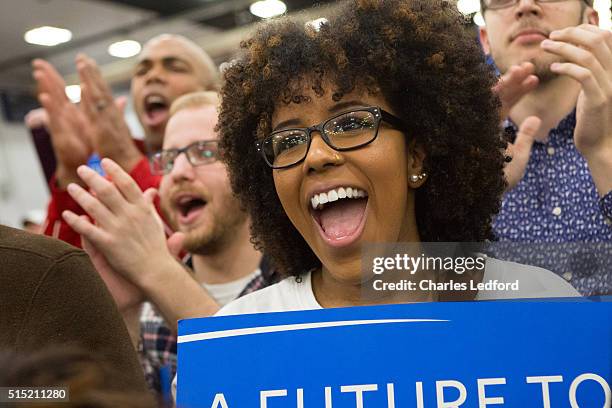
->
xmin=478 ymin=0 xmax=611 ymax=295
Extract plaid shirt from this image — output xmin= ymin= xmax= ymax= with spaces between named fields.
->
xmin=138 ymin=257 xmax=279 ymax=396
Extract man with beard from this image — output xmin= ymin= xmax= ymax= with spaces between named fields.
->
xmin=61 ymin=92 xmax=277 ymax=396
xmin=479 ymin=0 xmax=612 ymax=296
xmin=32 ymin=34 xmax=218 ymax=247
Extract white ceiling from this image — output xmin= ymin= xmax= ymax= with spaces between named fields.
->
xmin=0 ymin=0 xmax=221 ymax=89
xmin=0 ymin=0 xmax=152 ymax=61
xmin=0 ymin=0 xmax=340 ymax=94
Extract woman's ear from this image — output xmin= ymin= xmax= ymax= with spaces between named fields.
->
xmin=407 ymin=140 xmax=428 ymax=188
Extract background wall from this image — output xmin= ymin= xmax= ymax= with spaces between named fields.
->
xmin=0 ymin=110 xmax=49 ymax=228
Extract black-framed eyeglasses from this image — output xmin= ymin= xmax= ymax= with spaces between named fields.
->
xmin=483 ymin=0 xmax=586 ymax=11
xmin=256 ymin=106 xmax=407 ymax=169
xmin=150 ymin=140 xmax=220 ymax=175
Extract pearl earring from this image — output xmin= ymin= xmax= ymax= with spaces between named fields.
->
xmin=410 ymin=172 xmax=427 ymax=183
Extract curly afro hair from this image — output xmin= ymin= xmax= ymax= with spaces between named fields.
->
xmin=219 ymin=0 xmax=506 ymax=277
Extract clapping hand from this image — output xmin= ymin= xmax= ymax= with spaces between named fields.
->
xmin=32 ymin=59 xmax=93 ymax=187
xmin=76 ymin=54 xmax=143 ymax=172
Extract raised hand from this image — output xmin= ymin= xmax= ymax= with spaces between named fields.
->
xmin=24 ymin=107 xmax=49 ymax=130
xmin=503 ymin=116 xmax=541 ymax=192
xmin=62 ymin=159 xmax=218 ymax=329
xmin=76 ymin=54 xmax=143 ymax=172
xmin=492 ymin=62 xmax=542 ymax=192
xmin=542 ymin=25 xmax=612 ymax=196
xmin=82 ymin=233 xmax=145 ymax=312
xmin=543 ymin=25 xmax=611 ymax=153
xmin=62 ymin=158 xmax=174 ymax=287
xmin=32 ymin=59 xmax=93 ymax=187
xmin=493 ymin=61 xmax=539 ymax=121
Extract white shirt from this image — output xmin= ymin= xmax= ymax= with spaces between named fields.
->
xmin=217 ymin=258 xmax=580 ymax=316
xmin=202 ymin=269 xmax=260 ymax=307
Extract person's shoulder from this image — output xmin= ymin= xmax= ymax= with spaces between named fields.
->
xmin=482 ymin=257 xmax=581 ymax=299
xmin=0 ymin=224 xmax=97 ymax=298
xmin=216 ymin=275 xmax=306 ymax=316
xmin=0 ymin=224 xmax=81 ymax=262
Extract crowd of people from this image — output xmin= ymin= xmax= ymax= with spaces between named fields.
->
xmin=1 ymin=0 xmax=610 ymax=406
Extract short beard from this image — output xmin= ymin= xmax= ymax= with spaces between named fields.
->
xmin=182 ymin=208 xmax=248 ymax=256
xmin=183 ymin=228 xmax=225 ymax=255
xmin=529 ymin=55 xmax=561 ymax=84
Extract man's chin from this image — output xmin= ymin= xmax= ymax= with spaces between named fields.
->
xmin=519 ymin=55 xmax=561 ymax=84
xmin=143 ymin=126 xmax=165 ymax=150
xmin=182 ymin=228 xmax=214 ymax=254
xmin=499 ymin=53 xmax=561 ymax=84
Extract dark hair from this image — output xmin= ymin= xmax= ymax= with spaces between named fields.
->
xmin=220 ymin=0 xmax=506 ymax=277
xmin=0 ymin=347 xmax=157 ymax=408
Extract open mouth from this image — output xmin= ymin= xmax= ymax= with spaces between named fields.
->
xmin=310 ymin=186 xmax=368 ymax=247
xmin=143 ymin=94 xmax=169 ymax=128
xmin=175 ymin=195 xmax=207 ymax=226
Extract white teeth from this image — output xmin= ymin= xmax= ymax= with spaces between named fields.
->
xmin=178 ymin=196 xmax=194 ymax=205
xmin=310 ymin=186 xmax=368 ymax=210
xmin=311 ymin=195 xmax=319 ymax=209
xmin=146 ymin=95 xmax=165 ymax=105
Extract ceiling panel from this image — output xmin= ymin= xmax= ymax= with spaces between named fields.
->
xmin=97 ymin=0 xmax=217 ymax=16
xmin=0 ymin=0 xmax=340 ymax=90
xmin=0 ymin=0 xmax=153 ymax=66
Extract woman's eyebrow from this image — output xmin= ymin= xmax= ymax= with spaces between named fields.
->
xmin=272 ymin=119 xmax=301 ymax=132
xmin=328 ymin=100 xmax=366 ymax=113
xmin=272 ymin=100 xmax=366 ymax=131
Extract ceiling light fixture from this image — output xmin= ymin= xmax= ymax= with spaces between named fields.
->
xmin=24 ymin=26 xmax=72 ymax=47
xmin=457 ymin=0 xmax=480 ymax=15
xmin=473 ymin=11 xmax=485 ymax=27
xmin=108 ymin=40 xmax=142 ymax=58
xmin=249 ymin=0 xmax=287 ymax=19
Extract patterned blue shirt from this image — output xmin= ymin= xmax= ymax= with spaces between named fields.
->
xmin=492 ymin=110 xmax=612 ymax=296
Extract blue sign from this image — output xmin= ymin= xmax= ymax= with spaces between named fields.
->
xmin=177 ymin=300 xmax=611 ymax=408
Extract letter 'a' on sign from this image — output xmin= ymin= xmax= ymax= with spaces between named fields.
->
xmin=210 ymin=393 xmax=229 ymax=408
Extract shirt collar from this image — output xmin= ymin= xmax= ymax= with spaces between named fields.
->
xmin=504 ymin=109 xmax=577 ymax=142
xmin=183 ymin=254 xmax=278 ymax=282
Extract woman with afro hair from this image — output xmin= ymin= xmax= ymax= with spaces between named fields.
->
xmin=216 ymin=0 xmax=579 ymax=314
